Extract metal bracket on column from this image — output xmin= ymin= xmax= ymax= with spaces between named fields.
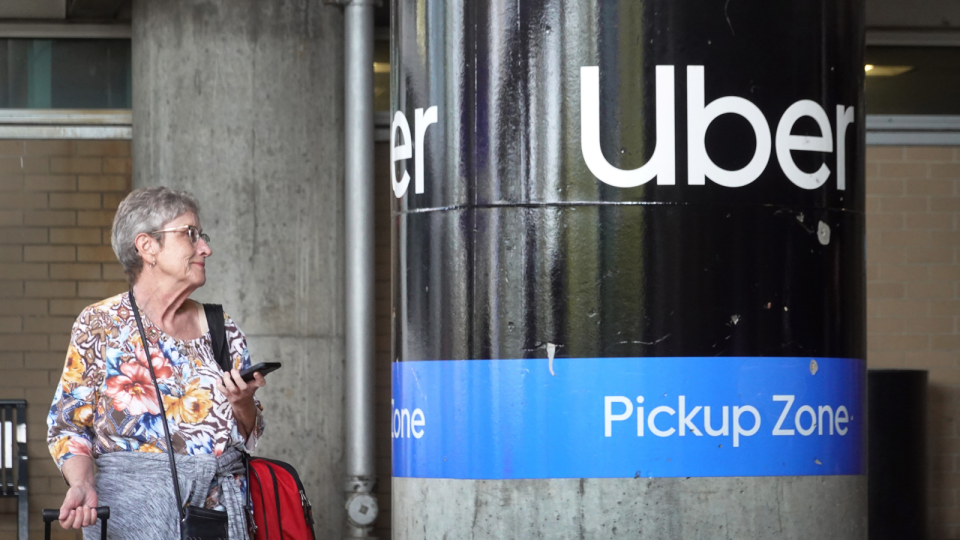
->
xmin=344 ymin=476 xmax=378 ymax=539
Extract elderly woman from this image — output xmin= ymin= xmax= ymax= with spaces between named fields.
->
xmin=47 ymin=187 xmax=265 ymax=539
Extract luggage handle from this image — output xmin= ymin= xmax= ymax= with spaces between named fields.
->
xmin=42 ymin=507 xmax=110 ymax=540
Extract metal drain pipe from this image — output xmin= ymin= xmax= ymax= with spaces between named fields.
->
xmin=342 ymin=0 xmax=378 ymax=537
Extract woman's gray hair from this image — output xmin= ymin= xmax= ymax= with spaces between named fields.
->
xmin=111 ymin=187 xmax=201 ymax=283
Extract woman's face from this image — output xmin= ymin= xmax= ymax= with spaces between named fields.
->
xmin=153 ymin=212 xmax=211 ymax=289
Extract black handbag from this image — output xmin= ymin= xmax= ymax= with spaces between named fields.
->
xmin=129 ymin=290 xmax=230 ymax=540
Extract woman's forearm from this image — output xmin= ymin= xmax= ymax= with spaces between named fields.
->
xmin=61 ymin=455 xmax=96 ymax=487
xmin=231 ymin=397 xmax=258 ymax=439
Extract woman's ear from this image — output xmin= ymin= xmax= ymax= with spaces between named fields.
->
xmin=134 ymin=232 xmax=157 ymax=264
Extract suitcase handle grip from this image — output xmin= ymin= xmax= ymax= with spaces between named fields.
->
xmin=42 ymin=506 xmax=110 ymax=523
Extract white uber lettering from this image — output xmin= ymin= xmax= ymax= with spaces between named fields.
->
xmin=580 ymin=65 xmax=676 ymax=187
xmin=775 ymin=100 xmax=833 ymax=190
xmin=687 ymin=66 xmax=771 ymax=188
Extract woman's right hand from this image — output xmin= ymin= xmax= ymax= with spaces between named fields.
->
xmin=59 ymin=482 xmax=99 ymax=529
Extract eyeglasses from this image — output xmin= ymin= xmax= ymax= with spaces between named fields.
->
xmin=149 ymin=225 xmax=210 ymax=245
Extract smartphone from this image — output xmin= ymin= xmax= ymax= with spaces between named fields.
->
xmin=239 ymin=362 xmax=282 ymax=382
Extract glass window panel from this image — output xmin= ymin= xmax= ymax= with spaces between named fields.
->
xmin=865 ymin=46 xmax=960 ymax=115
xmin=0 ymin=38 xmax=131 ymax=109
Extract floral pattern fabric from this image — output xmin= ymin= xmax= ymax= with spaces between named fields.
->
xmin=47 ymin=292 xmax=265 ymax=507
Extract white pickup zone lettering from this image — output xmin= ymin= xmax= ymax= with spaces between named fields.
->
xmin=605 ymin=395 xmax=850 ymax=447
xmin=392 ymin=399 xmax=426 ymax=439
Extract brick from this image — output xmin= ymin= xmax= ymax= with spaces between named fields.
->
xmin=868 ymin=213 xmax=905 ymax=231
xmin=77 ymin=246 xmax=116 ymax=263
xmin=866 ymin=265 xmax=879 ymax=281
xmin=49 ymin=193 xmax=101 ymax=210
xmin=49 ymin=158 xmax=101 ymax=174
xmin=0 ymin=334 xmax=48 ymax=352
xmin=907 ymin=178 xmax=954 ymax=196
xmin=0 ymin=192 xmax=48 ymax=210
xmin=0 ymin=299 xmax=46 ymax=316
xmin=0 ymin=210 xmax=22 ymax=226
xmin=49 ymin=228 xmax=101 ymax=245
xmin=49 ymin=263 xmax=99 ymax=280
xmin=867 ymin=178 xmax=904 ymax=195
xmin=102 ymin=158 xmax=132 ymax=174
xmin=0 ymin=174 xmax=23 ymax=191
xmin=77 ymin=210 xmax=115 ymax=227
xmin=78 ymin=175 xmax=129 ymax=192
xmin=0 ymin=281 xmax=24 ymax=297
xmin=879 ymin=196 xmax=928 ymax=213
xmin=930 ymin=301 xmax=960 ymax=317
xmin=0 ymin=141 xmax=23 ymax=156
xmin=23 ymin=175 xmax=76 ymax=192
xmin=932 ymin=335 xmax=960 ymax=350
xmin=906 ymin=147 xmax=955 ymax=161
xmin=866 ymin=147 xmax=904 ymax=161
xmin=878 ymin=162 xmax=928 ymax=178
xmin=867 ymin=351 xmax=904 ymax=368
xmin=0 ymin=316 xmax=21 ymax=333
xmin=23 ymin=140 xmax=74 ymax=157
xmin=867 ymin=317 xmax=903 ymax=333
xmin=0 ymin=263 xmax=48 ymax=279
xmin=0 ymin=353 xmax=22 ymax=369
xmin=102 ymin=192 xmax=126 ymax=210
xmin=866 ymin=229 xmax=881 ymax=249
xmin=931 ymin=163 xmax=960 ymax=178
xmin=50 ymin=299 xmax=93 ymax=316
xmin=932 ymin=231 xmax=960 ymax=246
xmin=931 ymin=266 xmax=960 ymax=281
xmin=874 ymin=299 xmax=928 ymax=318
xmin=906 ymin=247 xmax=953 ymax=264
xmin=77 ymin=281 xmax=126 ymax=299
xmin=865 ymin=196 xmax=880 ymax=213
xmin=23 ymin=210 xmax=74 ymax=227
xmin=910 ymin=282 xmax=955 ymax=299
xmin=868 ymin=245 xmax=904 ymax=264
xmin=905 ymin=351 xmax=957 ymax=369
xmin=931 ymin=198 xmax=960 ymax=213
xmin=75 ymin=141 xmax=130 ymax=157
xmin=881 ymin=230 xmax=929 ymax=246
xmin=906 ymin=213 xmax=954 ymax=230
xmin=25 ymin=281 xmax=76 ymax=298
xmin=24 ymin=246 xmax=75 ymax=262
xmin=23 ymin=316 xmax=75 ymax=335
xmin=0 ymin=157 xmax=49 ymax=174
xmin=868 ymin=334 xmax=928 ymax=352
xmin=0 ymin=246 xmax=21 ymax=262
xmin=867 ymin=282 xmax=904 ymax=298
xmin=102 ymin=263 xmax=126 ymax=281
xmin=904 ymin=318 xmax=955 ymax=334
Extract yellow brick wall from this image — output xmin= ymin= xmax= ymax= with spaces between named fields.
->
xmin=0 ymin=139 xmax=130 ymax=540
xmin=865 ymin=145 xmax=960 ymax=539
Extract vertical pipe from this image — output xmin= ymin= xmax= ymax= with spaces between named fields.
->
xmin=344 ymin=0 xmax=378 ymax=537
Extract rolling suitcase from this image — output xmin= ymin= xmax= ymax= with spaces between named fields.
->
xmin=43 ymin=507 xmax=110 ymax=540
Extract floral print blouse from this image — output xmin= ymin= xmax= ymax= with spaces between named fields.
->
xmin=47 ymin=292 xmax=265 ymax=507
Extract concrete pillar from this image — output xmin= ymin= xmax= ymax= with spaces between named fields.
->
xmin=132 ymin=1 xmax=344 ymax=537
xmin=391 ymin=0 xmax=866 ymax=538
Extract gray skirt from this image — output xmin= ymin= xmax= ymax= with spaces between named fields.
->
xmin=84 ymin=447 xmax=248 ymax=540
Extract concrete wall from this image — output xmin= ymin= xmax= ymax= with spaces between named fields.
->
xmin=0 ymin=139 xmax=130 ymax=540
xmin=865 ymin=145 xmax=960 ymax=540
xmin=131 ymin=0 xmax=345 ymax=538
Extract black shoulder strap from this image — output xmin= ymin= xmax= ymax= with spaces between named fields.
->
xmin=203 ymin=303 xmax=232 ymax=372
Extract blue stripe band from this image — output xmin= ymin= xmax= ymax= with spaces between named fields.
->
xmin=392 ymin=357 xmax=865 ymax=479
